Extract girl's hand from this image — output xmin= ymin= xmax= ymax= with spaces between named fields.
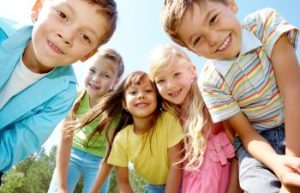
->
xmin=57 ymin=187 xmax=68 ymax=193
xmin=61 ymin=117 xmax=81 ymax=140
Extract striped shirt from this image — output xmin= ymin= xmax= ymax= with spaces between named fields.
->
xmin=199 ymin=8 xmax=299 ymax=131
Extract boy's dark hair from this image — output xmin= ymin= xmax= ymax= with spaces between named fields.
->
xmin=161 ymin=0 xmax=226 ymax=47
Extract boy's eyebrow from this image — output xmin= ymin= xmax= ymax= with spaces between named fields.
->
xmin=205 ymin=8 xmax=216 ymax=23
xmin=64 ymin=3 xmax=99 ymax=38
xmin=187 ymin=7 xmax=216 ymax=44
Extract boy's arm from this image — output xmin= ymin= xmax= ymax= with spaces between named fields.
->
xmin=0 ymin=89 xmax=76 ymax=172
xmin=116 ymin=166 xmax=134 ymax=193
xmin=225 ymin=112 xmax=293 ymax=180
xmin=271 ymin=34 xmax=300 ymax=193
xmin=270 ymin=34 xmax=300 ymax=157
xmin=165 ymin=142 xmax=183 ymax=193
xmin=89 ymin=160 xmax=112 ymax=193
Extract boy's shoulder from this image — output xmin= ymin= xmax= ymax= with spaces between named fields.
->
xmin=0 ymin=17 xmax=27 ymax=38
xmin=242 ymin=8 xmax=278 ymax=28
xmin=199 ymin=60 xmax=223 ymax=85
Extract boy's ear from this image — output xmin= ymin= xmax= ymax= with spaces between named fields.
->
xmin=31 ymin=0 xmax=44 ymax=22
xmin=226 ymin=0 xmax=238 ymax=14
xmin=80 ymin=49 xmax=98 ymax=62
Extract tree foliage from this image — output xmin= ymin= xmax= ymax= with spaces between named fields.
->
xmin=0 ymin=146 xmax=146 ymax=193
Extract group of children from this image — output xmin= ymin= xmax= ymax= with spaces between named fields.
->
xmin=0 ymin=0 xmax=299 ymax=193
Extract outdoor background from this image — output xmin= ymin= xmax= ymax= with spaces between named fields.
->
xmin=1 ymin=0 xmax=299 ymax=150
xmin=0 ymin=0 xmax=299 ymax=192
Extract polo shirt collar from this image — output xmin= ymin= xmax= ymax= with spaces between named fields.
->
xmin=209 ymin=29 xmax=262 ymax=76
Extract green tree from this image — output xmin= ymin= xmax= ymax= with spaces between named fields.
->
xmin=0 ymin=147 xmax=147 ymax=193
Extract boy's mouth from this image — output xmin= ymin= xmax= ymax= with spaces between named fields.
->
xmin=47 ymin=40 xmax=64 ymax=55
xmin=216 ymin=34 xmax=232 ymax=52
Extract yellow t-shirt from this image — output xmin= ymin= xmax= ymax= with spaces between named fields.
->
xmin=108 ymin=111 xmax=183 ymax=185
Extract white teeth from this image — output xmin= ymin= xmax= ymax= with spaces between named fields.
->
xmin=218 ymin=36 xmax=230 ymax=51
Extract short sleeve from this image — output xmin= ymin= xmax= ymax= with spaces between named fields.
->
xmin=107 ymin=131 xmax=128 ymax=167
xmin=198 ymin=68 xmax=240 ymax=123
xmin=163 ymin=112 xmax=184 ymax=148
xmin=243 ymin=8 xmax=299 ymax=57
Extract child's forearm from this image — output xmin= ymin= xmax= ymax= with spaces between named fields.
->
xmin=89 ymin=161 xmax=112 ymax=193
xmin=117 ymin=181 xmax=134 ymax=193
xmin=56 ymin=125 xmax=73 ymax=190
xmin=116 ymin=167 xmax=134 ymax=193
xmin=165 ymin=142 xmax=183 ymax=193
xmin=225 ymin=113 xmax=282 ymax=175
xmin=165 ymin=163 xmax=182 ymax=193
xmin=271 ymin=35 xmax=300 ymax=157
xmin=226 ymin=158 xmax=243 ymax=193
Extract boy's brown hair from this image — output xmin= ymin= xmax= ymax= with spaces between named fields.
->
xmin=161 ymin=0 xmax=226 ymax=47
xmin=85 ymin=0 xmax=118 ymax=46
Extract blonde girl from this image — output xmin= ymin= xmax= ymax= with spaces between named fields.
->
xmin=149 ymin=44 xmax=239 ymax=193
xmin=81 ymin=71 xmax=183 ymax=193
xmin=48 ymin=48 xmax=124 ymax=193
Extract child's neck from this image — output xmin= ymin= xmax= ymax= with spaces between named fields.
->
xmin=133 ymin=116 xmax=153 ymax=135
xmin=89 ymin=95 xmax=101 ymax=108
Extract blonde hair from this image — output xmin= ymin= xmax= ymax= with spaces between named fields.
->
xmin=161 ymin=0 xmax=226 ymax=47
xmin=149 ymin=44 xmax=210 ymax=170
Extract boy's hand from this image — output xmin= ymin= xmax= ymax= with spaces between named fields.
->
xmin=280 ymin=157 xmax=300 ymax=192
xmin=274 ymin=155 xmax=300 ymax=191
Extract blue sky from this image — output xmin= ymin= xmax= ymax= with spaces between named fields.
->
xmin=0 ymin=0 xmax=299 ymax=149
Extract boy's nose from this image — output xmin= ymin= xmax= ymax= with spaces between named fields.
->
xmin=206 ymin=32 xmax=220 ymax=47
xmin=57 ymin=30 xmax=74 ymax=46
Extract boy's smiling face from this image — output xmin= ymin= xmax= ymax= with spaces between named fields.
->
xmin=177 ymin=0 xmax=242 ymax=60
xmin=26 ymin=0 xmax=107 ymax=73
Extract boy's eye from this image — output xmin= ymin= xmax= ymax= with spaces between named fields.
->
xmin=209 ymin=14 xmax=217 ymax=25
xmin=57 ymin=10 xmax=67 ymax=20
xmin=174 ymin=72 xmax=181 ymax=77
xmin=81 ymin=34 xmax=91 ymax=44
xmin=192 ymin=36 xmax=201 ymax=47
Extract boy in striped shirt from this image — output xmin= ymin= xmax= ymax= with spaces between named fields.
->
xmin=162 ymin=0 xmax=300 ymax=192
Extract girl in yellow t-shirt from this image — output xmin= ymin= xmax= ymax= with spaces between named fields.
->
xmin=81 ymin=71 xmax=183 ymax=193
